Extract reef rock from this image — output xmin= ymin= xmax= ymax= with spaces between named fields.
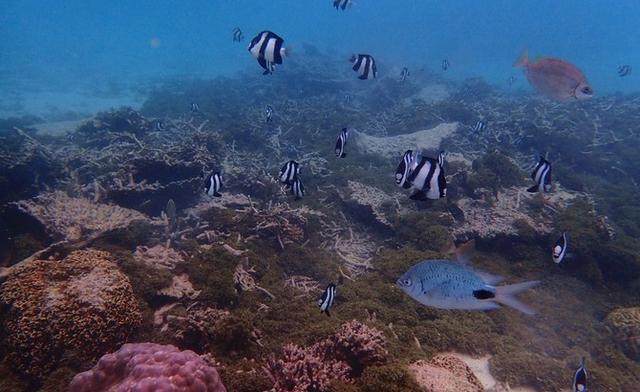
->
xmin=605 ymin=307 xmax=640 ymax=360
xmin=0 ymin=249 xmax=142 ymax=378
xmin=339 ymin=181 xmax=399 ymax=227
xmin=69 ymin=342 xmax=227 ymax=392
xmin=409 ymin=354 xmax=484 ymax=392
xmin=351 ymin=123 xmax=458 ymax=159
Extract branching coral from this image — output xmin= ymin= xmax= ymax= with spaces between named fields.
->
xmin=0 ymin=249 xmax=142 ymax=378
xmin=327 ymin=320 xmax=388 ymax=373
xmin=605 ymin=307 xmax=640 ymax=360
xmin=69 ymin=342 xmax=227 ymax=392
xmin=133 ymin=243 xmax=184 ymax=270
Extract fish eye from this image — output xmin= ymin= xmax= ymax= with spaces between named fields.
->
xmin=399 ymin=278 xmax=411 ymax=286
xmin=582 ymin=87 xmax=592 ymax=94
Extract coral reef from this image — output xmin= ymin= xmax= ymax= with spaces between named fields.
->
xmin=328 ymin=320 xmax=388 ymax=374
xmin=0 ymin=249 xmax=142 ymax=379
xmin=409 ymin=354 xmax=484 ymax=392
xmin=68 ymin=342 xmax=227 ymax=392
xmin=605 ymin=307 xmax=640 ymax=360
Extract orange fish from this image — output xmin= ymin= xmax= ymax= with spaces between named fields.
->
xmin=514 ymin=50 xmax=593 ymax=101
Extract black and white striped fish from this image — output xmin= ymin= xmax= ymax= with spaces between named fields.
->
xmin=617 ymin=65 xmax=632 ymax=77
xmin=400 ymin=67 xmax=410 ymax=82
xmin=350 ymin=54 xmax=377 ymax=80
xmin=406 ymin=151 xmax=447 ymax=200
xmin=344 ymin=94 xmax=351 ymax=105
xmin=442 ymin=59 xmax=450 ymax=71
xmin=155 ymin=120 xmax=165 ymax=131
xmin=248 ymin=30 xmax=288 ymax=75
xmin=279 ymin=160 xmax=300 ymax=187
xmin=232 ymin=27 xmax=244 ymax=42
xmin=204 ymin=172 xmax=223 ymax=197
xmin=528 ymin=156 xmax=552 ymax=193
xmin=395 ymin=150 xmax=414 ymax=189
xmin=472 ymin=121 xmax=486 ymax=133
xmin=552 ymin=232 xmax=567 ymax=264
xmin=318 ymin=283 xmax=336 ymax=316
xmin=333 ymin=0 xmax=352 ymax=10
xmin=572 ymin=357 xmax=587 ymax=392
xmin=335 ymin=128 xmax=348 ymax=158
xmin=266 ymin=105 xmax=274 ymax=122
xmin=291 ymin=178 xmax=305 ymax=201
xmin=190 ymin=102 xmax=199 ymax=113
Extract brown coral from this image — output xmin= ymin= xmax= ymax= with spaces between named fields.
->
xmin=0 ymin=249 xmax=142 ymax=378
xmin=409 ymin=354 xmax=484 ymax=392
xmin=605 ymin=307 xmax=640 ymax=360
xmin=328 ymin=319 xmax=388 ymax=373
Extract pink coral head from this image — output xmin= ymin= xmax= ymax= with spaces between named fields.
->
xmin=69 ymin=343 xmax=226 ymax=392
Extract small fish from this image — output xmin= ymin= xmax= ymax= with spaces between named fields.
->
xmin=279 ymin=160 xmax=300 ymax=187
xmin=333 ymin=0 xmax=352 ymax=10
xmin=514 ymin=50 xmax=592 ymax=101
xmin=395 ymin=150 xmax=414 ymax=189
xmin=190 ymin=102 xmax=199 ymax=113
xmin=291 ymin=177 xmax=305 ymax=200
xmin=400 ymin=67 xmax=410 ymax=82
xmin=617 ymin=65 xmax=632 ymax=77
xmin=232 ymin=27 xmax=244 ymax=42
xmin=350 ymin=54 xmax=377 ymax=80
xmin=318 ymin=283 xmax=336 ymax=316
xmin=155 ymin=120 xmax=165 ymax=131
xmin=528 ymin=155 xmax=552 ymax=193
xmin=248 ymin=31 xmax=289 ymax=75
xmin=266 ymin=105 xmax=274 ymax=122
xmin=397 ymin=259 xmax=540 ymax=315
xmin=406 ymin=150 xmax=447 ymax=200
xmin=442 ymin=59 xmax=450 ymax=71
xmin=552 ymin=232 xmax=568 ymax=264
xmin=472 ymin=121 xmax=486 ymax=133
xmin=508 ymin=75 xmax=517 ymax=86
xmin=204 ymin=172 xmax=223 ymax=197
xmin=335 ymin=127 xmax=348 ymax=158
xmin=572 ymin=357 xmax=587 ymax=391
xmin=344 ymin=94 xmax=352 ymax=105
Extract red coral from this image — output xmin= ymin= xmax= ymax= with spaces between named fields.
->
xmin=69 ymin=343 xmax=226 ymax=392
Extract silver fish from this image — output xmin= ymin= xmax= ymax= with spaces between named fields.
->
xmin=397 ymin=260 xmax=540 ymax=315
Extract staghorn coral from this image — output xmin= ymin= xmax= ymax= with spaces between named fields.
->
xmin=408 ymin=354 xmax=484 ymax=392
xmin=605 ymin=307 xmax=640 ymax=360
xmin=13 ymin=190 xmax=148 ymax=241
xmin=0 ymin=249 xmax=142 ymax=379
xmin=68 ymin=342 xmax=226 ymax=392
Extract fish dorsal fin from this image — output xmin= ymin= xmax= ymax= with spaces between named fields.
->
xmin=456 ymin=239 xmax=476 ymax=264
xmin=476 ymin=272 xmax=503 ymax=285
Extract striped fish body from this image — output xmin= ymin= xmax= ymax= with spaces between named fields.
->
xmin=407 ymin=156 xmax=446 ymax=200
xmin=400 ymin=67 xmax=409 ymax=82
xmin=572 ymin=358 xmax=587 ymax=391
xmin=204 ymin=173 xmax=223 ymax=197
xmin=291 ymin=178 xmax=305 ymax=200
xmin=552 ymin=232 xmax=567 ymax=264
xmin=351 ymin=54 xmax=377 ymax=80
xmin=442 ymin=59 xmax=449 ymax=71
xmin=318 ymin=283 xmax=336 ymax=316
xmin=398 ymin=260 xmax=499 ymax=311
xmin=473 ymin=121 xmax=485 ymax=133
xmin=232 ymin=27 xmax=244 ymax=42
xmin=335 ymin=128 xmax=348 ymax=158
xmin=617 ymin=65 xmax=631 ymax=77
xmin=279 ymin=160 xmax=300 ymax=186
xmin=528 ymin=156 xmax=552 ymax=193
xmin=190 ymin=103 xmax=199 ymax=112
xmin=333 ymin=0 xmax=352 ymax=10
xmin=395 ymin=150 xmax=414 ymax=189
xmin=248 ymin=31 xmax=286 ymax=75
xmin=155 ymin=120 xmax=165 ymax=131
xmin=266 ymin=106 xmax=273 ymax=122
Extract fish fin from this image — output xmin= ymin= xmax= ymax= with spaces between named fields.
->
xmin=358 ymin=75 xmax=367 ymax=80
xmin=402 ymin=182 xmax=412 ymax=189
xmin=294 ymin=196 xmax=301 ymax=201
xmin=262 ymin=70 xmax=271 ymax=75
xmin=493 ymin=280 xmax=540 ymax=315
xmin=526 ymin=185 xmax=539 ymax=193
xmin=440 ymin=241 xmax=457 ymax=256
xmin=213 ymin=192 xmax=222 ymax=198
xmin=325 ymin=310 xmax=331 ymax=317
xmin=476 ymin=272 xmax=504 ymax=285
xmin=340 ymin=152 xmax=346 ymax=158
xmin=514 ymin=49 xmax=529 ymax=67
xmin=281 ymin=46 xmax=291 ymax=57
xmin=454 ymin=239 xmax=475 ymax=264
xmin=409 ymin=191 xmax=427 ymax=201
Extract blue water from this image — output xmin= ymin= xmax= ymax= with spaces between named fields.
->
xmin=1 ymin=0 xmax=639 ymax=118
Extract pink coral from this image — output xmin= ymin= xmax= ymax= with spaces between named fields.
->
xmin=264 ymin=343 xmax=350 ymax=392
xmin=69 ymin=343 xmax=227 ymax=392
xmin=328 ymin=319 xmax=387 ymax=372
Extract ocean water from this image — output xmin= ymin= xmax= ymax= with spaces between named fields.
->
xmin=1 ymin=1 xmax=640 ymax=391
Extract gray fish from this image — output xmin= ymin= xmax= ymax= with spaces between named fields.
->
xmin=397 ymin=260 xmax=540 ymax=315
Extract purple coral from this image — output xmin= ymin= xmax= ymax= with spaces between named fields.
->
xmin=69 ymin=343 xmax=227 ymax=392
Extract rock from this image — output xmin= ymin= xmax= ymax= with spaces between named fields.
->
xmin=409 ymin=354 xmax=484 ymax=392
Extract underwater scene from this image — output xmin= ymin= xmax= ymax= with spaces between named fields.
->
xmin=1 ymin=1 xmax=640 ymax=391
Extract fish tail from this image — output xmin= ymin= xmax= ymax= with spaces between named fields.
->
xmin=513 ymin=49 xmax=529 ymax=68
xmin=281 ymin=46 xmax=292 ymax=57
xmin=526 ymin=185 xmax=539 ymax=193
xmin=494 ymin=280 xmax=540 ymax=315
